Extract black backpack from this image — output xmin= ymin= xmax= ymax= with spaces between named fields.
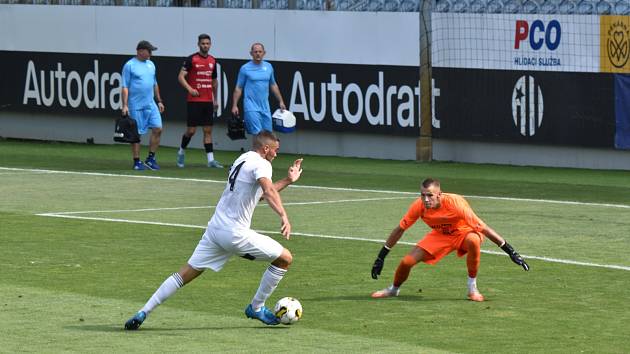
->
xmin=227 ymin=113 xmax=246 ymax=140
xmin=113 ymin=113 xmax=141 ymax=143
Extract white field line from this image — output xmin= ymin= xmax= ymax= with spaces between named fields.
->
xmin=37 ymin=214 xmax=205 ymax=229
xmin=0 ymin=166 xmax=225 ymax=184
xmin=38 ymin=197 xmax=413 ymax=216
xmin=39 ymin=205 xmax=216 ymax=215
xmin=0 ymin=171 xmax=53 ymax=176
xmin=36 ymin=213 xmax=630 ymax=272
xmin=8 ymin=165 xmax=629 ymax=271
xmin=2 ymin=166 xmax=630 ymax=209
xmin=465 ymin=195 xmax=630 ymax=209
xmin=283 ymin=196 xmax=413 ymax=205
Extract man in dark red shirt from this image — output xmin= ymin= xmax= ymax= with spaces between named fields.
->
xmin=177 ymin=33 xmax=223 ymax=168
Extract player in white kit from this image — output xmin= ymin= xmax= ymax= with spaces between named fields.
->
xmin=124 ymin=131 xmax=303 ymax=328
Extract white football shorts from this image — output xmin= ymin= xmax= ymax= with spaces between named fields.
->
xmin=187 ymin=227 xmax=284 ymax=272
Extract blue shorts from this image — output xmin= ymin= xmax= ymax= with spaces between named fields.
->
xmin=244 ymin=110 xmax=272 ymax=135
xmin=130 ymin=104 xmax=162 ymax=135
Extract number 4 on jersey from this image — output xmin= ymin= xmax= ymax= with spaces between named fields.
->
xmin=228 ymin=161 xmax=245 ymax=191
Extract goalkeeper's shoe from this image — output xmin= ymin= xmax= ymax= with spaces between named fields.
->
xmin=124 ymin=311 xmax=147 ymax=330
xmin=371 ymin=285 xmax=400 ymax=299
xmin=245 ymin=304 xmax=280 ymax=325
xmin=467 ymin=291 xmax=485 ymax=302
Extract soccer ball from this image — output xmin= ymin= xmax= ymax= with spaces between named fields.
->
xmin=274 ymin=297 xmax=302 ymax=325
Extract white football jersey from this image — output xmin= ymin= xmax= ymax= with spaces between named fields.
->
xmin=208 ymin=151 xmax=272 ymax=230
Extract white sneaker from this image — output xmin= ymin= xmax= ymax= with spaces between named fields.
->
xmin=176 ymin=152 xmax=185 ymax=168
xmin=371 ymin=286 xmax=400 ymax=298
xmin=208 ymin=160 xmax=224 ymax=168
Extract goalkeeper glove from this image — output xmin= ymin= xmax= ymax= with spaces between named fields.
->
xmin=500 ymin=241 xmax=530 ymax=271
xmin=371 ymin=245 xmax=390 ymax=279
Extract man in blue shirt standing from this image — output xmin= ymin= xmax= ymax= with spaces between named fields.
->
xmin=231 ymin=43 xmax=286 ymax=135
xmin=121 ymin=40 xmax=165 ymax=170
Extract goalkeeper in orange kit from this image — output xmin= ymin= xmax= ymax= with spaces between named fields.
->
xmin=370 ymin=178 xmax=529 ymax=301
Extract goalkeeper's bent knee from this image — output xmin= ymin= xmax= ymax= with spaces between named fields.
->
xmin=401 ymin=255 xmax=418 ymax=267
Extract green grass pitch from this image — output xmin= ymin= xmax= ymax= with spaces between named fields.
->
xmin=1 ymin=139 xmax=629 ymax=353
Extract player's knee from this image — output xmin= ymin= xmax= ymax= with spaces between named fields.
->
xmin=153 ymin=127 xmax=163 ymax=135
xmin=179 ymin=265 xmax=203 ymax=285
xmin=282 ymin=250 xmax=293 ymax=267
xmin=273 ymin=249 xmax=293 ymax=269
xmin=401 ymin=254 xmax=418 ymax=267
xmin=464 ymin=233 xmax=481 ymax=250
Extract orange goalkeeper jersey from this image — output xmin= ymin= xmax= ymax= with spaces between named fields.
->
xmin=399 ymin=193 xmax=486 ymax=236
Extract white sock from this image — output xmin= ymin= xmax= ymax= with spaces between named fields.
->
xmin=178 ymin=147 xmax=185 ymax=155
xmin=251 ymin=265 xmax=287 ymax=311
xmin=467 ymin=276 xmax=478 ymax=293
xmin=141 ymin=273 xmax=184 ymax=314
xmin=207 ymin=152 xmax=215 ymax=162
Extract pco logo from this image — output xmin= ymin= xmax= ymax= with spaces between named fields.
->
xmin=512 ymin=75 xmax=543 ymax=137
xmin=607 ymin=21 xmax=630 ymax=68
xmin=514 ymin=20 xmax=561 ymax=50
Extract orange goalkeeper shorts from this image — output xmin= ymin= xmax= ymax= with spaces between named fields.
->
xmin=417 ymin=229 xmax=484 ymax=265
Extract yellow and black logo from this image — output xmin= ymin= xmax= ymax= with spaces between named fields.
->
xmin=601 ymin=16 xmax=630 ymax=73
xmin=608 ymin=21 xmax=629 ymax=68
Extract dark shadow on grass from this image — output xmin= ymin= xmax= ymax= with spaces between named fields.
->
xmin=304 ymin=294 xmax=423 ymax=302
xmin=305 ymin=294 xmax=488 ymax=302
xmin=65 ymin=324 xmax=289 ymax=332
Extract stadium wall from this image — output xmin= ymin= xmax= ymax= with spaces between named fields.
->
xmin=0 ymin=4 xmax=421 ymax=160
xmin=1 ymin=5 xmax=629 ymax=169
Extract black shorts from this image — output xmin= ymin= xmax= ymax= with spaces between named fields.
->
xmin=187 ymin=101 xmax=215 ymax=127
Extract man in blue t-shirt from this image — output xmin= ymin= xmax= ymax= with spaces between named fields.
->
xmin=121 ymin=40 xmax=165 ymax=171
xmin=231 ymin=43 xmax=286 ymax=135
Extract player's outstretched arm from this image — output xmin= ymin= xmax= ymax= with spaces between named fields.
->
xmin=371 ymin=226 xmax=405 ymax=279
xmin=500 ymin=241 xmax=530 ymax=271
xmin=482 ymin=225 xmax=530 ymax=271
xmin=260 ymin=177 xmax=291 ymax=240
xmin=287 ymin=158 xmax=303 ymax=182
xmin=273 ymin=158 xmax=303 ymax=193
xmin=371 ymin=246 xmax=389 ymax=280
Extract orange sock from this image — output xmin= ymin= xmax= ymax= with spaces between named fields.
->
xmin=393 ymin=255 xmax=418 ymax=287
xmin=465 ymin=235 xmax=481 ymax=278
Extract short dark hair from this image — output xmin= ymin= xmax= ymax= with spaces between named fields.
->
xmin=251 ymin=42 xmax=265 ymax=51
xmin=421 ymin=178 xmax=440 ymax=189
xmin=253 ymin=130 xmax=279 ymax=150
xmin=198 ymin=33 xmax=211 ymax=42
